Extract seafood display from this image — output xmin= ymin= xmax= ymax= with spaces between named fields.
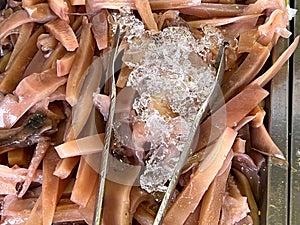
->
xmin=0 ymin=0 xmax=298 ymax=224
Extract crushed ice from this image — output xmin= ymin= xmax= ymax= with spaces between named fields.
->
xmin=112 ymin=10 xmax=224 ymax=193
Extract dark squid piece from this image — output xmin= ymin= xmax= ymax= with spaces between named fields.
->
xmin=0 ymin=110 xmax=52 ymax=150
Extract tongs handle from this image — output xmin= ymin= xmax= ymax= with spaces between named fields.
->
xmin=93 ymin=26 xmax=124 ymax=225
xmin=153 ymin=42 xmax=228 ymax=225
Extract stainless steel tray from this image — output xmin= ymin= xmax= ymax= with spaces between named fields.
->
xmin=263 ymin=1 xmax=300 ymax=223
xmin=264 ymin=37 xmax=289 ymax=225
xmin=290 ymin=0 xmax=300 ymax=223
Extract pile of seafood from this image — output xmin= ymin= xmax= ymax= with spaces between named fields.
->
xmin=0 ymin=0 xmax=298 ymax=224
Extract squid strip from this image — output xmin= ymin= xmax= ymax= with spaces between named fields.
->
xmin=70 ymin=156 xmax=98 ymax=207
xmin=232 ymin=168 xmax=260 ymax=225
xmin=198 ymin=155 xmax=232 ymax=225
xmin=45 ymin=19 xmax=79 ymax=51
xmin=133 ymin=0 xmax=158 ymax=32
xmin=48 ymin=0 xmax=70 ymax=22
xmin=250 ymin=124 xmax=285 ymax=159
xmin=89 ymin=0 xmax=201 ymax=11
xmin=188 ymin=14 xmax=260 ymax=27
xmin=25 ymin=195 xmax=43 ymax=225
xmin=91 ymin=10 xmax=109 ymax=51
xmin=179 ymin=3 xmax=246 ymax=19
xmin=163 ymin=127 xmax=237 ymax=225
xmin=116 ymin=65 xmax=132 ymax=88
xmin=55 ymin=133 xmax=105 ymax=158
xmin=249 ymin=105 xmax=266 ymax=128
xmin=103 ymin=179 xmax=138 ymax=225
xmin=42 ymin=148 xmax=63 ymax=225
xmin=23 ymin=50 xmax=46 ymax=76
xmin=78 ymin=181 xmax=98 ymax=224
xmin=232 ymin=137 xmax=246 ymax=154
xmin=0 ymin=26 xmax=45 ymax=94
xmin=65 ymin=16 xmax=95 ymax=106
xmin=56 ymin=52 xmax=76 ymax=76
xmin=6 ymin=22 xmax=34 ymax=69
xmin=18 ymin=141 xmax=50 ymax=197
xmin=196 ymin=84 xmax=268 ymax=151
xmin=253 ymin=36 xmax=300 ymax=87
xmin=66 ymin=56 xmax=103 ymax=140
xmin=221 ymin=42 xmax=270 ymax=105
xmin=53 ymin=156 xmax=80 ymax=179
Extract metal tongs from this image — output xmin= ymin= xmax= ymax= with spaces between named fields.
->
xmin=93 ymin=34 xmax=227 ymax=224
xmin=93 ymin=26 xmax=124 ymax=225
xmin=153 ymin=41 xmax=228 ymax=225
